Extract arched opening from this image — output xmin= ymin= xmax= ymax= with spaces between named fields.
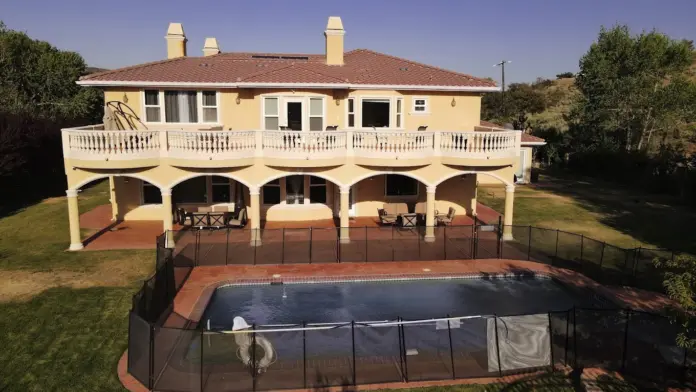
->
xmin=258 ymin=174 xmax=340 ymax=228
xmin=65 ymin=174 xmax=163 ymax=251
xmin=171 ymin=175 xmax=248 ymax=221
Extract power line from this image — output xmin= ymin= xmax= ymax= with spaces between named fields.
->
xmin=494 ymin=60 xmax=511 ymax=115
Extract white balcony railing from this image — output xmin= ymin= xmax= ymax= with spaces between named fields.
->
xmin=63 ymin=125 xmax=160 ymax=160
xmin=262 ymin=131 xmax=347 ymax=158
xmin=353 ymin=130 xmax=434 ymax=159
xmin=168 ymin=130 xmax=256 ymax=160
xmin=62 ymin=127 xmax=520 ymax=164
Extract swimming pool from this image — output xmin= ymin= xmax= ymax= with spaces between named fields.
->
xmin=201 ymin=275 xmax=600 ymax=329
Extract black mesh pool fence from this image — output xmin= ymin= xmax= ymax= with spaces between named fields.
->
xmin=128 ymin=308 xmax=696 ymax=391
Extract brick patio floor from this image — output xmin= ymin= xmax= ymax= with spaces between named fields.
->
xmin=77 ymin=204 xmax=496 ymax=250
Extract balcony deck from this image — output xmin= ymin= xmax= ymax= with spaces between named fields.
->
xmin=62 ymin=126 xmax=521 ymax=169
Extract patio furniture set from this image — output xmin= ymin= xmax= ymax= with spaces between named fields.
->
xmin=176 ymin=205 xmax=247 ymax=230
xmin=378 ymin=203 xmax=456 ymax=228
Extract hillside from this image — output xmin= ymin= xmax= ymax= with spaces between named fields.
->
xmin=527 ymin=77 xmax=579 ymax=132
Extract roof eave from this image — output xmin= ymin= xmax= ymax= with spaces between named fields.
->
xmin=76 ymin=79 xmax=500 ymax=92
xmin=521 ymin=141 xmax=547 ymax=146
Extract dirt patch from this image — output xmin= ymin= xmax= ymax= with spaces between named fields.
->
xmin=41 ymin=197 xmax=65 ymax=205
xmin=0 ymin=257 xmax=151 ymax=302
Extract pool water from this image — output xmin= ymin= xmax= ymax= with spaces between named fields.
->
xmin=202 ymin=276 xmax=599 ymax=329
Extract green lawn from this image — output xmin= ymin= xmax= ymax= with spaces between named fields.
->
xmin=0 ymin=181 xmax=154 ymax=391
xmin=478 ymin=170 xmax=696 ymax=254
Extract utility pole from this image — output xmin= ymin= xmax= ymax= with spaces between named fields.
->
xmin=494 ymin=60 xmax=511 ymax=116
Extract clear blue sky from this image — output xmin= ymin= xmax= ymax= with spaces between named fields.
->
xmin=2 ymin=0 xmax=695 ymax=83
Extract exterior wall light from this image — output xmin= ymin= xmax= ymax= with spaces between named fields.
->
xmin=451 ymin=98 xmax=456 ymax=107
xmin=236 ymin=96 xmax=241 ymax=105
xmin=122 ymin=93 xmax=129 ymax=103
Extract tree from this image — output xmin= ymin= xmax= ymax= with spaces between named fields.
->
xmin=481 ymin=81 xmax=548 ymax=127
xmin=654 ymin=254 xmax=696 ymax=349
xmin=556 ymin=72 xmax=574 ymax=79
xmin=572 ymin=25 xmax=696 ymax=152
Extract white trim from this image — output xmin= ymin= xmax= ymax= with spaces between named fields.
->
xmin=521 ymin=141 xmax=546 ymax=146
xmin=349 ymin=171 xmax=431 ymax=187
xmin=166 ymin=172 xmax=253 ymax=190
xmin=358 ymin=96 xmax=403 ymax=129
xmin=140 ymin=89 xmax=220 ymax=125
xmin=308 ymin=97 xmax=325 ymax=131
xmin=262 ymin=96 xmax=280 ymax=130
xmin=256 ymin=171 xmax=344 ymax=190
xmin=78 ymin=80 xmax=501 ymax=92
xmin=515 ymin=148 xmax=528 ymax=183
xmin=395 ymin=97 xmax=403 ymax=128
xmin=411 ymin=96 xmax=429 ymax=115
xmin=143 ymin=89 xmax=162 ymax=122
xmin=71 ymin=173 xmax=164 ymax=191
xmin=201 ymin=90 xmax=220 ymax=124
xmin=282 ymin=97 xmax=305 ymax=130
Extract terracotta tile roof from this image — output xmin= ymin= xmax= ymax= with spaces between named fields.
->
xmin=80 ymin=49 xmax=497 ymax=89
xmin=479 ymin=120 xmax=546 ymax=144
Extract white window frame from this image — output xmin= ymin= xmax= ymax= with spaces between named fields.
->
xmin=411 ymin=97 xmax=429 ymax=114
xmin=140 ymin=90 xmax=221 ymax=125
xmin=515 ymin=148 xmax=528 ymax=184
xmin=384 ymin=175 xmax=420 ymax=198
xmin=262 ymin=96 xmax=281 ymax=130
xmin=395 ymin=97 xmax=403 ymax=128
xmin=346 ymin=97 xmax=355 ymax=128
xmin=200 ymin=91 xmax=220 ymax=124
xmin=143 ymin=90 xmax=162 ymax=123
xmin=308 ymin=97 xmax=325 ymax=131
xmin=358 ymin=96 xmax=398 ymax=129
xmin=261 ymin=95 xmax=328 ymax=132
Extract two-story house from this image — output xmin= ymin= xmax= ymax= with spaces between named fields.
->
xmin=62 ymin=16 xmax=530 ymax=250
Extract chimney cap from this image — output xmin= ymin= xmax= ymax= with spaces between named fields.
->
xmin=326 ymin=16 xmax=344 ymax=31
xmin=166 ymin=22 xmax=185 ymax=38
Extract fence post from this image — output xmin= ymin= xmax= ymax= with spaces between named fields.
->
xmin=564 ymin=309 xmax=570 ymax=366
xmin=225 ymin=228 xmax=230 ymax=266
xmin=200 ymin=329 xmax=204 ymax=392
xmin=621 ymin=309 xmax=630 ymax=372
xmin=400 ymin=317 xmax=409 ymax=382
xmin=364 ymin=226 xmax=368 ymax=262
xmin=498 ymin=216 xmax=503 ymax=258
xmin=302 ymin=321 xmax=307 ymax=389
xmin=548 ymin=312 xmax=555 ymax=372
xmin=337 ymin=227 xmax=341 ymax=263
xmin=554 ymin=229 xmax=559 ymax=264
xmin=251 ymin=324 xmax=257 ymax=391
xmin=682 ymin=348 xmax=688 ymax=384
xmin=149 ymin=324 xmax=155 ymax=390
xmin=579 ymin=235 xmax=584 ymax=263
xmin=494 ymin=316 xmax=503 ymax=377
xmin=281 ymin=228 xmax=285 ymax=265
xmin=351 ymin=321 xmax=357 ymax=386
xmin=573 ymin=306 xmax=578 ymax=368
xmin=527 ymin=225 xmax=532 ymax=261
xmin=599 ymin=242 xmax=606 ymax=268
xmin=392 ymin=224 xmax=395 ymax=261
xmin=632 ymin=247 xmax=641 ymax=277
xmin=444 ymin=226 xmax=447 ymax=260
xmin=309 ymin=227 xmax=313 ymax=264
xmin=447 ymin=314 xmax=456 ymax=379
xmin=472 ymin=225 xmax=477 ymax=259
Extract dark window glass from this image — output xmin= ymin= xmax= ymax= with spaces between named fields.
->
xmin=310 ymin=177 xmax=326 ymax=185
xmin=144 ymin=90 xmax=159 ymax=105
xmin=385 ymin=175 xmax=418 ymax=196
xmin=263 ymin=186 xmax=280 ymax=205
xmin=310 ymin=186 xmax=326 ymax=204
xmin=212 ymin=185 xmax=230 ymax=202
xmin=173 ymin=176 xmax=207 ymax=203
xmin=285 ymin=175 xmax=304 ymax=204
xmin=142 ymin=183 xmax=162 ymax=204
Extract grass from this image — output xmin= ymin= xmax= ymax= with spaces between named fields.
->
xmin=0 ymin=180 xmax=154 ymax=391
xmin=478 ymin=170 xmax=696 ymax=254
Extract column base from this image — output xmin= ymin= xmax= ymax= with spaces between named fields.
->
xmin=68 ymin=243 xmax=84 ymax=251
xmin=250 ymin=239 xmax=262 ymax=247
xmin=339 ymin=237 xmax=351 ymax=244
xmin=502 ymin=233 xmax=514 ymax=241
xmin=424 ymin=235 xmax=436 ymax=243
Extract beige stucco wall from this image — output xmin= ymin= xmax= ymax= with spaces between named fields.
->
xmin=102 ymin=87 xmax=481 ymax=131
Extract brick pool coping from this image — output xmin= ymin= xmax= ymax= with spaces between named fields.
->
xmin=118 ymin=259 xmax=677 ymax=392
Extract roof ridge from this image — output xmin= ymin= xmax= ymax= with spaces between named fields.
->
xmin=351 ymin=48 xmax=496 ymax=87
xmin=80 ymin=56 xmax=190 ymax=81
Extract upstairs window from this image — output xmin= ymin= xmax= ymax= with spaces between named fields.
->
xmin=347 ymin=98 xmax=355 ymax=128
xmin=264 ymin=97 xmax=279 ymax=130
xmin=413 ymin=97 xmax=428 ymax=113
xmin=361 ymin=98 xmax=390 ymax=128
xmin=164 ymin=91 xmax=198 ymax=123
xmin=144 ymin=90 xmax=161 ymax=122
xmin=202 ymin=91 xmax=218 ymax=123
xmin=309 ymin=97 xmax=324 ymax=131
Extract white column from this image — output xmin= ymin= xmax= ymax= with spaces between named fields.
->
xmin=66 ymin=189 xmax=83 ymax=251
xmin=339 ymin=185 xmax=351 ymax=243
xmin=503 ymin=184 xmax=515 ymax=241
xmin=425 ymin=185 xmax=436 ymax=242
xmin=249 ymin=186 xmax=261 ymax=246
xmin=109 ymin=176 xmax=119 ymax=221
xmin=161 ymin=188 xmax=173 ymax=232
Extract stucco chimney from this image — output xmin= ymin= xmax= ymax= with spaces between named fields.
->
xmin=165 ymin=23 xmax=187 ymax=59
xmin=202 ymin=37 xmax=220 ymax=56
xmin=324 ymin=16 xmax=345 ymax=66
